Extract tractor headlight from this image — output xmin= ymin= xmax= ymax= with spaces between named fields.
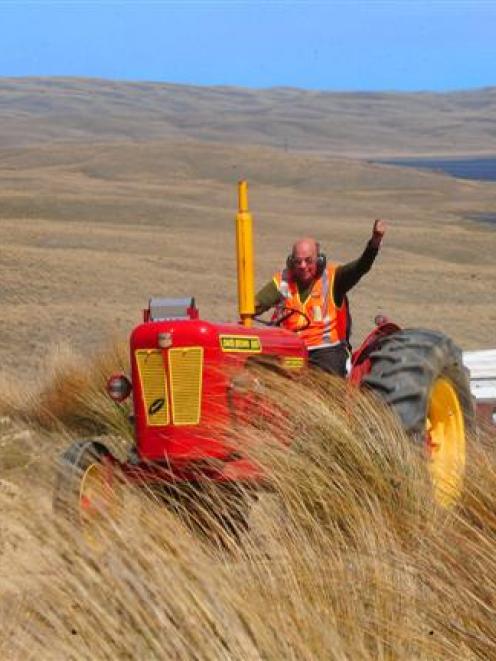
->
xmin=106 ymin=373 xmax=132 ymax=402
xmin=158 ymin=332 xmax=173 ymax=349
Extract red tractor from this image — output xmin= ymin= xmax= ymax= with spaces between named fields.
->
xmin=54 ymin=182 xmax=474 ymax=544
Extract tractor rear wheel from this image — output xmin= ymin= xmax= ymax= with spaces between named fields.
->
xmin=53 ymin=440 xmax=121 ymax=550
xmin=362 ymin=329 xmax=475 ymax=507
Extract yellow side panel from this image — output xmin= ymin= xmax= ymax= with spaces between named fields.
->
xmin=168 ymin=347 xmax=203 ymax=425
xmin=281 ymin=356 xmax=305 ymax=370
xmin=135 ymin=350 xmax=169 ymax=426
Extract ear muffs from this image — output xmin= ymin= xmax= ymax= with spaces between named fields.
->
xmin=316 ymin=252 xmax=327 ymax=276
xmin=286 ymin=249 xmax=327 ymax=277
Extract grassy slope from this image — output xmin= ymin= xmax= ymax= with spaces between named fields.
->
xmin=1 ymin=78 xmax=496 ymax=156
xmin=0 ymin=359 xmax=495 ymax=658
xmin=0 ymin=138 xmax=495 ymax=378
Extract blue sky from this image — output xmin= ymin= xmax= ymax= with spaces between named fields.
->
xmin=1 ymin=1 xmax=495 ymax=91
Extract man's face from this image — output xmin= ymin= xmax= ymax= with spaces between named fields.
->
xmin=291 ymin=241 xmax=318 ymax=286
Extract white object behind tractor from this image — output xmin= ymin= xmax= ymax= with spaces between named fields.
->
xmin=463 ymin=349 xmax=496 ymax=428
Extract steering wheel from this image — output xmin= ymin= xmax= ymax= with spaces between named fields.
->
xmin=255 ymin=307 xmax=311 ymax=331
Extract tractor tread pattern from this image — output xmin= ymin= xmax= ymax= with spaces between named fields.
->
xmin=362 ymin=328 xmax=475 ymax=437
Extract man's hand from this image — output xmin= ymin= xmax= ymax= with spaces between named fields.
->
xmin=371 ymin=218 xmax=386 ymax=249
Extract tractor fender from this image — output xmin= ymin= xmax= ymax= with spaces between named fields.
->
xmin=350 ymin=318 xmax=402 ymax=385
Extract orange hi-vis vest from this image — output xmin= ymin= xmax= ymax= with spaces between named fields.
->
xmin=272 ymin=265 xmax=349 ymax=349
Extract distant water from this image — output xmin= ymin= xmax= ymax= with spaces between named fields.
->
xmin=377 ymin=156 xmax=496 ymax=182
xmin=467 ymin=213 xmax=496 ymax=226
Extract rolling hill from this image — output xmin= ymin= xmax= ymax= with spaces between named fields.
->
xmin=1 ymin=77 xmax=496 ymax=156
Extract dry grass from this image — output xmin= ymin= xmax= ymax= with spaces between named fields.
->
xmin=0 ymin=137 xmax=495 ymax=382
xmin=0 ymin=80 xmax=494 ymax=379
xmin=0 ymin=354 xmax=495 ymax=659
xmin=0 ymin=77 xmax=495 ymax=658
xmin=0 ymin=339 xmax=132 ymax=440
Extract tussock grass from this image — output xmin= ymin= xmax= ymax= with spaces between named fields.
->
xmin=0 ymin=339 xmax=132 ymax=440
xmin=0 ymin=352 xmax=495 ymax=658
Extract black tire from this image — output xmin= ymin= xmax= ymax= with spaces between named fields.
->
xmin=53 ymin=440 xmax=118 ymax=545
xmin=362 ymin=329 xmax=475 ymax=504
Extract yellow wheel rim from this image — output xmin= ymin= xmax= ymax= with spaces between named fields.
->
xmin=426 ymin=377 xmax=465 ymax=508
xmin=79 ymin=462 xmax=119 ymax=549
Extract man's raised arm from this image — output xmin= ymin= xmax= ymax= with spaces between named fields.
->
xmin=333 ymin=218 xmax=386 ymax=307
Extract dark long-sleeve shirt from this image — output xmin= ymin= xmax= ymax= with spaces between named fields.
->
xmin=255 ymin=240 xmax=379 ymax=313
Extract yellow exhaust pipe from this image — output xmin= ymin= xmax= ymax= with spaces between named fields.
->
xmin=236 ymin=180 xmax=255 ymax=328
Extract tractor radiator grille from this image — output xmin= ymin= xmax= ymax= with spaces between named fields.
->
xmin=168 ymin=347 xmax=203 ymax=425
xmin=135 ymin=350 xmax=169 ymax=426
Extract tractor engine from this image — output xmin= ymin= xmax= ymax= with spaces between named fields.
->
xmin=125 ymin=296 xmax=306 ymax=481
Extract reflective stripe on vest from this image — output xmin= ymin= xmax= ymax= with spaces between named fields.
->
xmin=273 ymin=265 xmax=348 ymax=348
xmin=321 ymin=267 xmax=331 ymax=343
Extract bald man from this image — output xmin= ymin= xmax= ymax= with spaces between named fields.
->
xmin=255 ymin=219 xmax=385 ymax=376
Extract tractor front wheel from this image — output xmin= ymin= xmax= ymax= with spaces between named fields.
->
xmin=53 ymin=440 xmax=121 ymax=550
xmin=362 ymin=329 xmax=475 ymax=507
